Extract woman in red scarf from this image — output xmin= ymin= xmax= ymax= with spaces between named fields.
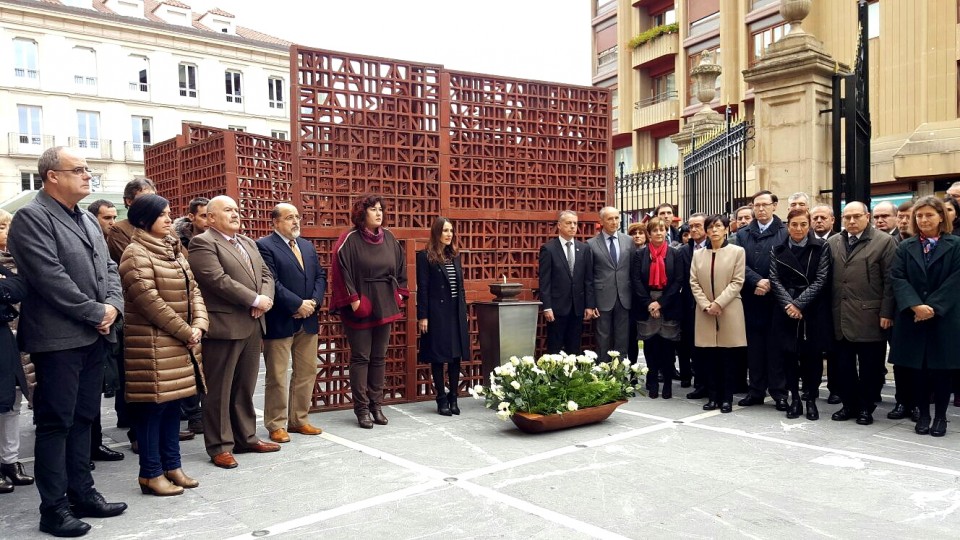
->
xmin=330 ymin=195 xmax=408 ymax=429
xmin=630 ymin=217 xmax=684 ymax=398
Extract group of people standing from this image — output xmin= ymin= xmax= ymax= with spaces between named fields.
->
xmin=538 ymin=187 xmax=960 ymax=435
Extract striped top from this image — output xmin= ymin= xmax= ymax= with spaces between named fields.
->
xmin=444 ymin=260 xmax=458 ymax=298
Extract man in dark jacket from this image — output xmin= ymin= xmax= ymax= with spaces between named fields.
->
xmin=173 ymin=197 xmax=209 ymax=250
xmin=679 ymin=213 xmax=708 ymax=397
xmin=9 ymin=147 xmax=127 ymax=536
xmin=256 ymin=203 xmax=326 ymax=444
xmin=736 ymin=190 xmax=789 ymax=409
xmin=538 ymin=210 xmax=595 ymax=355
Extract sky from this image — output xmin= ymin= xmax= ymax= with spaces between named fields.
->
xmin=189 ymin=0 xmax=593 ymax=86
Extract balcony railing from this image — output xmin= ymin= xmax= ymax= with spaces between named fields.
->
xmin=7 ymin=132 xmax=54 ymax=155
xmin=632 ymin=31 xmax=678 ymax=69
xmin=633 ymin=91 xmax=680 ymax=130
xmin=597 ymin=46 xmax=618 ymax=76
xmin=13 ymin=67 xmax=39 ymax=79
xmin=68 ymin=137 xmax=112 ymax=159
xmin=124 ymin=141 xmax=151 ymax=162
xmin=130 ymin=81 xmax=150 ymax=92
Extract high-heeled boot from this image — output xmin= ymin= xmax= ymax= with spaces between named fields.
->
xmin=164 ymin=468 xmax=199 ymax=489
xmin=370 ymin=403 xmax=388 ymax=425
xmin=436 ymin=395 xmax=452 ymax=416
xmin=447 ymin=392 xmax=460 ymax=415
xmin=1 ymin=462 xmax=34 ymax=486
xmin=139 ymin=475 xmax=184 ymax=496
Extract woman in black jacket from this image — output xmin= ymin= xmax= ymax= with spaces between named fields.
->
xmin=630 ymin=217 xmax=684 ymax=398
xmin=0 ymin=263 xmax=29 ymax=494
xmin=769 ymin=209 xmax=832 ymax=420
xmin=417 ymin=217 xmax=470 ymax=416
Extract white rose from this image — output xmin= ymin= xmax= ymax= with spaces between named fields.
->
xmin=567 ymin=401 xmax=579 ymax=411
xmin=510 ymin=380 xmax=521 ymax=390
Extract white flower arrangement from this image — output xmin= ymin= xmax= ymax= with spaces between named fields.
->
xmin=469 ymin=350 xmax=648 ymax=419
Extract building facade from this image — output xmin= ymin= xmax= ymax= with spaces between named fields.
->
xmin=0 ymin=0 xmax=290 ymax=203
xmin=594 ymin=0 xmax=960 ymax=204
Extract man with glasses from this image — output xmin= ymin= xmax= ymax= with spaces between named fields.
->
xmin=872 ymin=201 xmax=897 ymax=235
xmin=826 ymin=201 xmax=896 ymax=426
xmin=9 ymin=147 xmax=127 ymax=536
xmin=736 ymin=190 xmax=788 ymax=410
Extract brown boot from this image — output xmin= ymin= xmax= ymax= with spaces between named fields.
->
xmin=164 ymin=468 xmax=199 ymax=488
xmin=370 ymin=404 xmax=388 ymax=425
xmin=138 ymin=475 xmax=184 ymax=496
xmin=356 ymin=410 xmax=374 ymax=429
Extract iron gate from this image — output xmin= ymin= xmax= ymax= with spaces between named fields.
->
xmin=682 ymin=114 xmax=753 ymax=217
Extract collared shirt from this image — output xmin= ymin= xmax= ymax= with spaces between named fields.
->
xmin=815 ymin=232 xmax=830 ymax=240
xmin=212 ymin=226 xmax=260 ymax=308
xmin=602 ymin=231 xmax=619 ymax=262
xmin=757 ymin=219 xmax=772 ymax=234
xmin=694 ymin=239 xmax=707 ymax=250
xmin=789 ymin=236 xmax=809 ymax=248
xmin=275 ymin=231 xmax=297 ymax=245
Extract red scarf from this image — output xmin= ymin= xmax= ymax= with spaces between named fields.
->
xmin=648 ymin=241 xmax=668 ymax=289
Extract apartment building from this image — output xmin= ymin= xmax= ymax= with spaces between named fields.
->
xmin=0 ymin=0 xmax=290 ymax=203
xmin=593 ymin=0 xmax=960 ymax=199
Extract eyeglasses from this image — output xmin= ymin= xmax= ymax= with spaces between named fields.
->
xmin=842 ymin=213 xmax=866 ymax=221
xmin=52 ymin=167 xmax=92 ymax=175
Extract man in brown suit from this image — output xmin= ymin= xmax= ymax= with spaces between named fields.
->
xmin=188 ymin=196 xmax=278 ymax=469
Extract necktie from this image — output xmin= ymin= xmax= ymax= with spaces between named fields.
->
xmin=847 ymin=235 xmax=858 ymax=254
xmin=565 ymin=241 xmax=575 ymax=274
xmin=695 ymin=242 xmax=703 ymax=250
xmin=608 ymin=235 xmax=618 ymax=266
xmin=289 ymin=239 xmax=304 ymax=269
xmin=229 ymin=237 xmax=254 ymax=273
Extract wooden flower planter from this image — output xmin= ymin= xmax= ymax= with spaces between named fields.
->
xmin=510 ymin=400 xmax=627 ymax=434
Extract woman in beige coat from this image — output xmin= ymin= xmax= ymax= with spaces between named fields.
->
xmin=120 ymin=195 xmax=208 ymax=497
xmin=689 ymin=214 xmax=747 ymax=413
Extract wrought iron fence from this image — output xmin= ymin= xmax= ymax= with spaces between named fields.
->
xmin=615 ymin=164 xmax=679 ymax=222
xmin=682 ymin=116 xmax=753 ymax=217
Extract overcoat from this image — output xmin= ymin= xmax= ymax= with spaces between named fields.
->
xmin=120 ymin=230 xmax=209 ymax=403
xmin=827 ymin=225 xmax=897 ymax=342
xmin=416 ymin=250 xmax=470 ymax=364
xmin=888 ymin=235 xmax=960 ymax=369
xmin=735 ymin=215 xmax=787 ymax=331
xmin=768 ymin=233 xmax=833 ymax=356
xmin=0 ymin=265 xmax=27 ymax=413
xmin=689 ymin=243 xmax=747 ymax=348
xmin=630 ymin=243 xmax=684 ymax=322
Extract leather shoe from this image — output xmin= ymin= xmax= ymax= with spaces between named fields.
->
xmin=288 ymin=424 xmax=323 ymax=435
xmin=827 ymin=393 xmax=842 ymax=405
xmin=269 ymin=428 xmax=291 ymax=443
xmin=916 ymin=416 xmax=932 ymax=435
xmin=178 ymin=430 xmax=195 ymax=441
xmin=39 ymin=507 xmax=91 ymax=537
xmin=661 ymin=386 xmax=672 ymax=399
xmin=805 ymin=400 xmax=819 ymax=421
xmin=702 ymin=401 xmax=719 ymax=411
xmin=357 ymin=411 xmax=374 ymax=429
xmin=887 ymin=403 xmax=907 ymax=420
xmin=211 ymin=452 xmax=238 ymax=469
xmin=856 ymin=410 xmax=874 ymax=425
xmin=686 ymin=388 xmax=708 ymax=400
xmin=738 ymin=395 xmax=764 ymax=407
xmin=187 ymin=418 xmax=204 ymax=434
xmin=235 ymin=440 xmax=281 ymax=453
xmin=0 ymin=475 xmax=12 ymax=494
xmin=720 ymin=402 xmax=733 ymax=413
xmin=911 ymin=407 xmax=922 ymax=423
xmin=648 ymin=389 xmax=659 ymax=399
xmin=831 ymin=408 xmax=853 ymax=421
xmin=70 ymin=492 xmax=127 ymax=519
xmin=931 ymin=417 xmax=947 ymax=437
xmin=1 ymin=461 xmax=34 ymax=485
xmin=774 ymin=398 xmax=789 ymax=412
xmin=90 ymin=445 xmax=124 ymax=462
xmin=138 ymin=475 xmax=184 ymax=496
xmin=163 ymin=468 xmax=199 ymax=489
xmin=785 ymin=400 xmax=802 ymax=419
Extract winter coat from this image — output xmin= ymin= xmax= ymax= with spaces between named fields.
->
xmin=0 ymin=265 xmax=28 ymax=414
xmin=0 ymin=250 xmax=34 ymax=404
xmin=416 ymin=250 xmax=470 ymax=363
xmin=827 ymin=225 xmax=897 ymax=342
xmin=120 ymin=229 xmax=209 ymax=404
xmin=768 ymin=233 xmax=833 ymax=356
xmin=736 ymin=216 xmax=787 ymax=331
xmin=630 ymin=242 xmax=684 ymax=323
xmin=689 ymin=242 xmax=747 ymax=348
xmin=888 ymin=235 xmax=960 ymax=370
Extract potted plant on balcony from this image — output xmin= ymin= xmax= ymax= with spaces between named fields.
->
xmin=471 ymin=351 xmax=646 ymax=433
xmin=628 ymin=22 xmax=679 ymax=49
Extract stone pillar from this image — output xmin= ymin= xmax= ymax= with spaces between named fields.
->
xmin=742 ymin=0 xmax=847 ymax=205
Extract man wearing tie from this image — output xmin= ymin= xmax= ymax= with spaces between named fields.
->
xmin=587 ymin=206 xmax=633 ymax=361
xmin=256 ymin=204 xmax=327 ymax=444
xmin=538 ymin=210 xmax=595 ymax=355
xmin=188 ymin=196 xmax=278 ymax=469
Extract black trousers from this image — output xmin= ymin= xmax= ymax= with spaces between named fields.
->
xmin=913 ymin=366 xmax=952 ymax=419
xmin=627 ymin=314 xmax=639 ymax=364
xmin=675 ymin=335 xmax=693 ymax=383
xmin=643 ymin=334 xmax=675 ymax=393
xmin=707 ymin=347 xmax=740 ymax=404
xmin=545 ymin=310 xmax=583 ymax=356
xmin=746 ymin=327 xmax=786 ymax=400
xmin=835 ymin=339 xmax=887 ymax=413
xmin=892 ymin=364 xmax=915 ymax=409
xmin=32 ymin=339 xmax=106 ymax=514
xmin=783 ymin=351 xmax=823 ymax=400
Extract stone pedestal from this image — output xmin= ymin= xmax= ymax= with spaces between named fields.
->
xmin=743 ymin=22 xmax=847 ymax=205
xmin=474 ymin=300 xmax=541 ymax=380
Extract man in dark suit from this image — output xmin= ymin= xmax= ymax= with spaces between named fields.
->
xmin=679 ymin=213 xmax=708 ymax=397
xmin=188 ymin=195 xmax=278 ymax=469
xmin=538 ymin=210 xmax=595 ymax=355
xmin=736 ymin=190 xmax=789 ymax=410
xmin=811 ymin=204 xmax=841 ymax=404
xmin=256 ymin=204 xmax=327 ymax=444
xmin=9 ymin=146 xmax=127 ymax=537
xmin=587 ymin=206 xmax=634 ymax=361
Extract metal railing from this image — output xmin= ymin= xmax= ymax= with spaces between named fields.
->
xmin=7 ymin=133 xmax=53 ymax=155
xmin=634 ymin=90 xmax=678 ymax=109
xmin=68 ymin=137 xmax=112 ymax=159
xmin=124 ymin=141 xmax=151 ymax=161
xmin=682 ymin=116 xmax=754 ymax=216
xmin=615 ymin=165 xmax=679 ymax=221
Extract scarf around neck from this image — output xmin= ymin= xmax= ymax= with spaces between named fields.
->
xmin=360 ymin=226 xmax=384 ymax=245
xmin=648 ymin=241 xmax=668 ymax=289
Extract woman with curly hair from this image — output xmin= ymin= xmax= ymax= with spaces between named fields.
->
xmin=330 ymin=195 xmax=409 ymax=428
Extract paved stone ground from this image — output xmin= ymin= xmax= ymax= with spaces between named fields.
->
xmin=3 ymin=364 xmax=960 ymax=539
